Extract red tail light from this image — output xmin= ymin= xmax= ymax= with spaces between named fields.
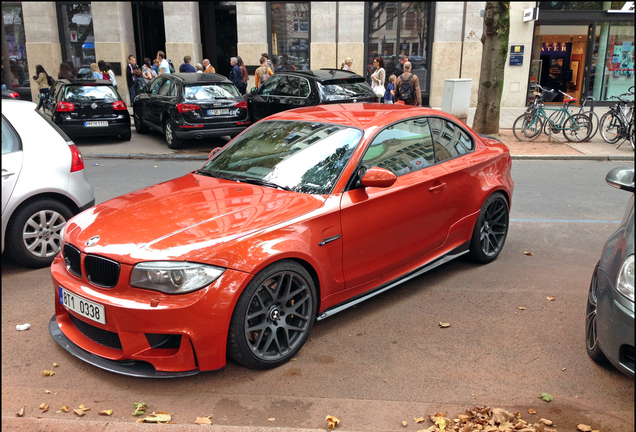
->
xmin=69 ymin=145 xmax=85 ymax=172
xmin=112 ymin=100 xmax=127 ymax=110
xmin=56 ymin=101 xmax=75 ymax=112
xmin=7 ymin=91 xmax=19 ymax=98
xmin=177 ymin=103 xmax=201 ymax=113
xmin=234 ymin=101 xmax=248 ymax=110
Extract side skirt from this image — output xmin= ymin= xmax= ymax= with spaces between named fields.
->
xmin=317 ymin=241 xmax=470 ymax=321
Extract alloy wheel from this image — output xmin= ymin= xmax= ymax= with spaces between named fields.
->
xmin=165 ymin=121 xmax=173 ymax=146
xmin=22 ymin=209 xmax=66 ymax=258
xmin=479 ymin=198 xmax=508 ymax=257
xmin=586 ymin=267 xmax=600 ymax=352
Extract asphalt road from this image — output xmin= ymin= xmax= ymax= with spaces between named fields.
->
xmin=2 ymin=160 xmax=634 ymax=431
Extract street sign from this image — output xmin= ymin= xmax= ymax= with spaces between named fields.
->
xmin=510 ymin=45 xmax=524 ymax=66
xmin=70 ymin=30 xmax=78 ymax=43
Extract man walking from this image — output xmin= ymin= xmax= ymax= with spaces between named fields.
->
xmin=394 ymin=55 xmax=408 ymax=78
xmin=156 ymin=51 xmax=170 ymax=75
xmin=126 ymin=55 xmax=139 ymax=103
xmin=229 ymin=57 xmax=242 ymax=90
xmin=203 ymin=59 xmax=215 ymax=73
xmin=394 ymin=62 xmax=421 ymax=106
xmin=179 ymin=55 xmax=196 ymax=73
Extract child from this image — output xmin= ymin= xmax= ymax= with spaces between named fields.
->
xmin=384 ymin=75 xmax=396 ymax=104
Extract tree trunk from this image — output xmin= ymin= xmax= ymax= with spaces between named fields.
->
xmin=472 ymin=1 xmax=510 ymax=135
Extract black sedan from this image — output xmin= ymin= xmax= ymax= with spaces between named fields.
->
xmin=244 ymin=69 xmax=377 ymax=123
xmin=42 ymin=79 xmax=131 ymax=140
xmin=133 ymin=73 xmax=249 ymax=149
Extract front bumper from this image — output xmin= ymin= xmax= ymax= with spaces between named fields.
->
xmin=49 ymin=253 xmax=252 ymax=377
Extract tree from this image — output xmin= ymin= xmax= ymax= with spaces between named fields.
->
xmin=472 ymin=2 xmax=510 ymax=135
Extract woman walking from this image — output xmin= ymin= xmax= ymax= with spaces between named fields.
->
xmin=33 ymin=65 xmax=50 ymax=111
xmin=341 ymin=57 xmax=353 ymax=71
xmin=237 ymin=56 xmax=249 ymax=95
xmin=371 ymin=57 xmax=386 ymax=102
xmin=106 ymin=62 xmax=117 ymax=89
xmin=90 ymin=63 xmax=102 ymax=79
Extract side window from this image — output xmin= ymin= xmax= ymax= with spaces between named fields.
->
xmin=150 ymin=79 xmax=162 ymax=95
xmin=275 ymin=76 xmax=299 ymax=96
xmin=2 ymin=116 xmax=21 ymax=155
xmin=362 ymin=118 xmax=435 ymax=176
xmin=158 ymin=80 xmax=174 ymax=96
xmin=428 ymin=117 xmax=474 ymax=162
xmin=299 ymin=78 xmax=310 ymax=98
xmin=259 ymin=75 xmax=282 ymax=95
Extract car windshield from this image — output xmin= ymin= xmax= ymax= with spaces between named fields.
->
xmin=184 ymin=84 xmax=239 ymax=100
xmin=64 ymin=85 xmax=118 ymax=102
xmin=198 ymin=120 xmax=363 ymax=195
xmin=317 ymin=81 xmax=375 ymax=101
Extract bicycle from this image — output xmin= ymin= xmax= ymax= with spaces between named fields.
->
xmin=513 ymin=85 xmax=592 ymax=142
xmin=599 ymin=86 xmax=634 ymax=150
xmin=545 ymin=92 xmax=599 ymax=141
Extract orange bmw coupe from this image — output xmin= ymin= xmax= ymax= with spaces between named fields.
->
xmin=50 ymin=103 xmax=513 ymax=377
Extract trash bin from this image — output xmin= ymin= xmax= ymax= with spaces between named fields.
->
xmin=441 ymin=79 xmax=472 ymax=122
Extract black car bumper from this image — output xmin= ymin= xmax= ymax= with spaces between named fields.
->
xmin=56 ymin=117 xmax=131 ymax=137
xmin=175 ymin=124 xmax=248 ymax=139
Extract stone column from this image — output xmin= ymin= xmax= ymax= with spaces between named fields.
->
xmin=237 ymin=2 xmax=268 ymax=90
xmin=163 ymin=2 xmax=202 ymax=73
xmin=337 ymin=2 xmax=365 ymax=76
xmin=310 ymin=2 xmax=337 ymax=69
xmin=22 ymin=2 xmax=62 ymax=101
xmin=92 ymin=2 xmax=135 ymax=105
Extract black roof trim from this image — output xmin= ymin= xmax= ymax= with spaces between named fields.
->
xmin=161 ymin=73 xmax=233 ymax=84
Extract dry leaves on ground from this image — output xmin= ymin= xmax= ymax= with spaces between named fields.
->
xmin=326 ymin=415 xmax=340 ymax=429
xmin=547 ymin=296 xmax=555 ymax=301
xmin=99 ymin=410 xmax=114 ymax=416
xmin=528 ymin=408 xmax=537 ymax=414
xmin=539 ymin=393 xmax=554 ymax=402
xmin=524 ymin=252 xmax=534 ymax=256
xmin=42 ymin=370 xmax=55 ymax=377
xmin=402 ymin=420 xmax=408 ymax=426
xmin=194 ymin=416 xmax=212 ymax=425
xmin=577 ymin=425 xmax=592 ymax=432
xmin=16 ymin=405 xmax=25 ymax=417
xmin=418 ymin=406 xmax=556 ymax=432
xmin=58 ymin=405 xmax=70 ymax=413
xmin=44 ymin=390 xmax=51 ymax=394
xmin=414 ymin=416 xmax=426 ymax=423
xmin=132 ymin=402 xmax=147 ymax=416
xmin=439 ymin=322 xmax=451 ymax=328
xmin=141 ymin=411 xmax=171 ymax=423
xmin=518 ymin=307 xmax=526 ymax=310
xmin=39 ymin=403 xmax=49 ymax=413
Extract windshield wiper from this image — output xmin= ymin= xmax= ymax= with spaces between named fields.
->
xmin=231 ymin=175 xmax=293 ymax=192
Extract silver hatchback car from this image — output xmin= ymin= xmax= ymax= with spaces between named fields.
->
xmin=2 ymin=100 xmax=95 ymax=268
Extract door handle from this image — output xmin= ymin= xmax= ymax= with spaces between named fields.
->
xmin=428 ymin=182 xmax=446 ymax=192
xmin=2 ymin=170 xmax=15 ymax=178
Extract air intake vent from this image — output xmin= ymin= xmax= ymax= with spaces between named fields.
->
xmin=85 ymin=255 xmax=120 ymax=288
xmin=69 ymin=313 xmax=122 ymax=350
xmin=63 ymin=243 xmax=82 ymax=278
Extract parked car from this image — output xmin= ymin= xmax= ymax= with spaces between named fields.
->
xmin=2 ymin=100 xmax=95 ymax=268
xmin=245 ymin=69 xmax=377 ymax=123
xmin=2 ymin=88 xmax=20 ymax=99
xmin=133 ymin=73 xmax=249 ymax=149
xmin=49 ymin=103 xmax=513 ymax=376
xmin=42 ymin=78 xmax=132 ymax=141
xmin=586 ymin=167 xmax=634 ymax=378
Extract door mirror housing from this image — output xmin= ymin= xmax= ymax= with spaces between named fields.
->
xmin=606 ymin=167 xmax=635 ymax=193
xmin=360 ymin=167 xmax=397 ymax=189
xmin=250 ymin=87 xmax=258 ymax=95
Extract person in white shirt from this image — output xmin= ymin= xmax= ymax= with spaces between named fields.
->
xmin=156 ymin=51 xmax=170 ymax=75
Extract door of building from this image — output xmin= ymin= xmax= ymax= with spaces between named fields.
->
xmin=199 ymin=3 xmax=237 ymax=80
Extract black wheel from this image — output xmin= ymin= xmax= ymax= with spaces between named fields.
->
xmin=586 ymin=263 xmax=609 ymax=364
xmin=6 ymin=199 xmax=73 ymax=268
xmin=133 ymin=110 xmax=149 ymax=134
xmin=120 ymin=128 xmax=132 ymax=141
xmin=628 ymin=121 xmax=634 ymax=150
xmin=164 ymin=119 xmax=183 ymax=149
xmin=562 ymin=113 xmax=592 ymax=142
xmin=599 ymin=112 xmax=621 ymax=144
xmin=468 ymin=192 xmax=509 ymax=264
xmin=227 ymin=260 xmax=317 ymax=369
xmin=512 ymin=114 xmax=543 ymax=141
xmin=584 ymin=111 xmax=600 ymax=141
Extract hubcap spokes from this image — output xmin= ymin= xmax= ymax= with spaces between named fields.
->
xmin=166 ymin=123 xmax=173 ymax=144
xmin=245 ymin=271 xmax=312 ymax=361
xmin=22 ymin=210 xmax=66 ymax=258
xmin=480 ymin=200 xmax=508 ymax=257
xmin=586 ymin=271 xmax=599 ymax=351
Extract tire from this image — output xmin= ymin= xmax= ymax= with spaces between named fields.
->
xmin=628 ymin=121 xmax=634 ymax=150
xmin=586 ymin=263 xmax=609 ymax=364
xmin=599 ymin=112 xmax=621 ymax=144
xmin=120 ymin=128 xmax=132 ymax=141
xmin=562 ymin=113 xmax=592 ymax=143
xmin=133 ymin=110 xmax=149 ymax=134
xmin=584 ymin=111 xmax=600 ymax=141
xmin=6 ymin=199 xmax=73 ymax=268
xmin=227 ymin=260 xmax=317 ymax=369
xmin=467 ymin=192 xmax=509 ymax=264
xmin=164 ymin=119 xmax=183 ymax=149
xmin=513 ymin=114 xmax=543 ymax=142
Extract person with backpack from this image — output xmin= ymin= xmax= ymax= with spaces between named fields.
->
xmin=33 ymin=64 xmax=51 ymax=111
xmin=157 ymin=51 xmax=170 ymax=75
xmin=255 ymin=56 xmax=272 ymax=88
xmin=394 ymin=62 xmax=421 ymax=106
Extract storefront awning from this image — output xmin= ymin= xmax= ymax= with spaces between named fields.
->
xmin=82 ymin=42 xmax=94 ymax=49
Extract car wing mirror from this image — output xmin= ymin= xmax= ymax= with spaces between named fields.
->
xmin=360 ymin=167 xmax=397 ymax=189
xmin=606 ymin=167 xmax=635 ymax=193
xmin=250 ymin=87 xmax=258 ymax=95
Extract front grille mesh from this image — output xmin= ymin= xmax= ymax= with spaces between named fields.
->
xmin=63 ymin=244 xmax=82 ymax=278
xmin=85 ymin=255 xmax=120 ymax=288
xmin=69 ymin=313 xmax=122 ymax=350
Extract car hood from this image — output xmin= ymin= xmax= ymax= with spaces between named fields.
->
xmin=64 ymin=173 xmax=325 ymax=264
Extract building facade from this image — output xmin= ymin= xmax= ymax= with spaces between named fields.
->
xmin=2 ymin=1 xmax=633 ymax=107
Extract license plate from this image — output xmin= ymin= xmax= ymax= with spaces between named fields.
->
xmin=207 ymin=109 xmax=230 ymax=116
xmin=59 ymin=286 xmax=106 ymax=325
xmin=84 ymin=121 xmax=108 ymax=127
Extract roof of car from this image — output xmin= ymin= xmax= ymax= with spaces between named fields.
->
xmin=56 ymin=78 xmax=113 ymax=85
xmin=275 ymin=69 xmax=364 ymax=82
xmin=160 ymin=73 xmax=232 ymax=84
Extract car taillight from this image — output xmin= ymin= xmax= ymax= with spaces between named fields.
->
xmin=7 ymin=91 xmax=19 ymax=98
xmin=177 ymin=103 xmax=201 ymax=113
xmin=69 ymin=145 xmax=85 ymax=172
xmin=112 ymin=100 xmax=127 ymax=110
xmin=56 ymin=101 xmax=75 ymax=112
xmin=234 ymin=101 xmax=248 ymax=110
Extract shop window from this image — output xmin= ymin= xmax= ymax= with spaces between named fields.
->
xmin=56 ymin=2 xmax=95 ymax=70
xmin=270 ymin=3 xmax=310 ymax=72
xmin=2 ymin=2 xmax=28 ymax=90
xmin=589 ymin=22 xmax=634 ymax=101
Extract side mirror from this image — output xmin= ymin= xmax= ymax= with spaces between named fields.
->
xmin=250 ymin=87 xmax=259 ymax=95
xmin=606 ymin=167 xmax=635 ymax=193
xmin=209 ymin=147 xmax=222 ymax=159
xmin=360 ymin=167 xmax=397 ymax=189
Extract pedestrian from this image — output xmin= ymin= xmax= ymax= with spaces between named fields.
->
xmin=157 ymin=51 xmax=170 ymax=75
xmin=132 ymin=68 xmax=147 ymax=96
xmin=371 ymin=57 xmax=386 ymax=102
xmin=203 ymin=59 xmax=216 ymax=73
xmin=90 ymin=62 xmax=102 ymax=79
xmin=97 ymin=60 xmax=110 ymax=81
xmin=394 ymin=61 xmax=421 ymax=106
xmin=58 ymin=62 xmax=71 ymax=80
xmin=66 ymin=60 xmax=78 ymax=79
xmin=195 ymin=63 xmax=203 ymax=73
xmin=229 ymin=57 xmax=242 ymax=91
xmin=105 ymin=62 xmax=117 ymax=90
xmin=255 ymin=56 xmax=272 ymax=88
xmin=33 ymin=64 xmax=50 ymax=111
xmin=142 ymin=57 xmax=156 ymax=80
xmin=179 ymin=55 xmax=196 ymax=73
xmin=152 ymin=58 xmax=160 ymax=75
xmin=261 ymin=53 xmax=274 ymax=74
xmin=341 ymin=57 xmax=353 ymax=71
xmin=384 ymin=74 xmax=396 ymax=104
xmin=394 ymin=55 xmax=408 ymax=78
xmin=237 ymin=56 xmax=248 ymax=95
xmin=126 ymin=55 xmax=139 ymax=102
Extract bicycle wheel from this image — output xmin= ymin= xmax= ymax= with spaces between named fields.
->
xmin=562 ymin=114 xmax=592 ymax=142
xmin=513 ymin=114 xmax=543 ymax=142
xmin=629 ymin=121 xmax=634 ymax=150
xmin=599 ymin=112 xmax=621 ymax=144
xmin=584 ymin=111 xmax=600 ymax=140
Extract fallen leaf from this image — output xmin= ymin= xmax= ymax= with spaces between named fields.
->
xmin=132 ymin=402 xmax=147 ymax=416
xmin=268 ymin=417 xmax=275 ymax=421
xmin=518 ymin=307 xmax=526 ymax=310
xmin=79 ymin=404 xmax=90 ymax=411
xmin=524 ymin=252 xmax=534 ymax=256
xmin=16 ymin=405 xmax=25 ymax=417
xmin=53 ymin=363 xmax=59 ymax=367
xmin=45 ymin=390 xmax=51 ymax=394
xmin=42 ymin=370 xmax=55 ymax=377
xmin=39 ymin=403 xmax=49 ymax=412
xmin=458 ymin=414 xmax=471 ymax=421
xmin=414 ymin=416 xmax=425 ymax=423
xmin=546 ymin=296 xmax=555 ymax=301
xmin=143 ymin=411 xmax=171 ymax=423
xmin=194 ymin=417 xmax=212 ymax=425
xmin=439 ymin=322 xmax=451 ymax=328
xmin=561 ymin=368 xmax=567 ymax=371
xmin=528 ymin=408 xmax=536 ymax=414
xmin=539 ymin=393 xmax=553 ymax=402
xmin=136 ymin=418 xmax=145 ymax=423
xmin=577 ymin=425 xmax=592 ymax=432
xmin=60 ymin=406 xmax=70 ymax=412
xmin=73 ymin=409 xmax=85 ymax=417
xmin=459 ymin=425 xmax=472 ymax=432
xmin=540 ymin=418 xmax=553 ymax=426
xmin=402 ymin=420 xmax=408 ymax=426
xmin=326 ymin=415 xmax=340 ymax=429
xmin=99 ymin=410 xmax=114 ymax=416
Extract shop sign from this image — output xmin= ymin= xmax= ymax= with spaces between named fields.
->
xmin=607 ymin=1 xmax=634 ymax=13
xmin=541 ymin=43 xmax=569 ymax=53
xmin=523 ymin=7 xmax=539 ymax=22
xmin=509 ymin=45 xmax=524 ymax=66
xmin=70 ymin=30 xmax=78 ymax=43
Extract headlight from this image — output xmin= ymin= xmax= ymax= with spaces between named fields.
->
xmin=130 ymin=262 xmax=225 ymax=294
xmin=616 ymin=254 xmax=634 ymax=301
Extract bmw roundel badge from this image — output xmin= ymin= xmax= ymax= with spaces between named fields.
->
xmin=86 ymin=235 xmax=100 ymax=246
